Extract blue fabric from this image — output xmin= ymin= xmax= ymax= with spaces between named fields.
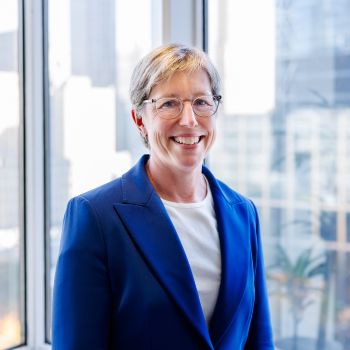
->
xmin=52 ymin=154 xmax=274 ymax=350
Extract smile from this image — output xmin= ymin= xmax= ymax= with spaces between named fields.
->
xmin=173 ymin=136 xmax=202 ymax=145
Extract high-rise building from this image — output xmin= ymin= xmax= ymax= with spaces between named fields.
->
xmin=209 ymin=0 xmax=350 ymax=345
xmin=70 ymin=0 xmax=116 ymax=87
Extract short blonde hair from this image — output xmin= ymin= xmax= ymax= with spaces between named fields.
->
xmin=129 ymin=43 xmax=221 ymax=112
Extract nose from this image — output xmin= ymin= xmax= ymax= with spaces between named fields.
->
xmin=178 ymin=101 xmax=198 ymax=128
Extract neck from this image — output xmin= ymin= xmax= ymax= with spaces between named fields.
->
xmin=146 ymin=160 xmax=207 ymax=203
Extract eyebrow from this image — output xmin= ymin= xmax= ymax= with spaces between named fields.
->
xmin=151 ymin=92 xmax=212 ymax=99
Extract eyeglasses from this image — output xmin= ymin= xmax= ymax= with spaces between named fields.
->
xmin=142 ymin=95 xmax=222 ymax=119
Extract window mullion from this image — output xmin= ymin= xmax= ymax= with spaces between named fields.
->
xmin=24 ymin=0 xmax=47 ymax=348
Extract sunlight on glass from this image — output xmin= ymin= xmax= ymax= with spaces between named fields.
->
xmin=0 ymin=0 xmax=23 ymax=348
xmin=46 ymin=0 xmax=162 ymax=341
xmin=0 ymin=0 xmax=18 ymax=32
xmin=209 ymin=0 xmax=350 ymax=348
xmin=0 ymin=313 xmax=21 ymax=349
xmin=222 ymin=0 xmax=275 ymax=114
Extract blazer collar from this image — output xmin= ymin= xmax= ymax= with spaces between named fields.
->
xmin=203 ymin=167 xmax=251 ymax=347
xmin=114 ymin=155 xmax=250 ymax=348
xmin=114 ymin=155 xmax=212 ymax=349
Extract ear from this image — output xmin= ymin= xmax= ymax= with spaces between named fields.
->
xmin=131 ymin=109 xmax=144 ymax=127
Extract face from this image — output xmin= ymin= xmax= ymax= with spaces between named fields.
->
xmin=133 ymin=69 xmax=217 ymax=175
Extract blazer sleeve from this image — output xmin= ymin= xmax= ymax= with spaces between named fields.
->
xmin=52 ymin=196 xmax=112 ymax=350
xmin=244 ymin=201 xmax=275 ymax=350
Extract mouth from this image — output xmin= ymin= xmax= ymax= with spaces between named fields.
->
xmin=172 ymin=136 xmax=203 ymax=145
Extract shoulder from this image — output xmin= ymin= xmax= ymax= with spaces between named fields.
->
xmin=203 ymin=165 xmax=256 ymax=209
xmin=203 ymin=166 xmax=260 ymax=242
xmin=78 ymin=176 xmax=123 ymax=206
xmin=214 ymin=178 xmax=259 ymax=227
xmin=61 ymin=177 xmax=124 ymax=237
xmin=69 ymin=155 xmax=150 ymax=208
xmin=216 ymin=178 xmax=252 ymax=205
xmin=62 ymin=177 xmax=124 ymax=227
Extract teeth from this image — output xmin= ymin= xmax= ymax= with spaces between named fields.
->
xmin=174 ymin=136 xmax=200 ymax=145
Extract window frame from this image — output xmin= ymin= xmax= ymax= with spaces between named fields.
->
xmin=23 ymin=0 xmax=50 ymax=347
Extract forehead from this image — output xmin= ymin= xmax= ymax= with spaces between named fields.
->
xmin=150 ymin=69 xmax=211 ymax=97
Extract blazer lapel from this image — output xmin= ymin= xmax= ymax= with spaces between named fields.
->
xmin=113 ymin=156 xmax=213 ymax=349
xmin=203 ymin=167 xmax=251 ymax=347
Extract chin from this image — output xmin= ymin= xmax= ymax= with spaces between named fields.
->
xmin=175 ymin=157 xmax=204 ymax=171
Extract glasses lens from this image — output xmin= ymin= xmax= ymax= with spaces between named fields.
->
xmin=155 ymin=98 xmax=182 ymax=119
xmin=193 ymin=96 xmax=218 ymax=117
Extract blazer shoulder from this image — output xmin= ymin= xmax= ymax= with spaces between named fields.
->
xmin=203 ymin=165 xmax=254 ymax=207
xmin=65 ymin=155 xmax=152 ymax=214
xmin=218 ymin=179 xmax=245 ymax=201
xmin=76 ymin=176 xmax=124 ymax=208
xmin=214 ymin=177 xmax=256 ymax=210
xmin=219 ymin=181 xmax=259 ymax=228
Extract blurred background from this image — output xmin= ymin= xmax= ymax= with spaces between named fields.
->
xmin=0 ymin=0 xmax=349 ymax=349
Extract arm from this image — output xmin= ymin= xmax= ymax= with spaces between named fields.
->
xmin=244 ymin=202 xmax=275 ymax=350
xmin=52 ymin=196 xmax=112 ymax=350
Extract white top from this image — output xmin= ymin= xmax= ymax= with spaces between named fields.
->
xmin=161 ymin=180 xmax=221 ymax=325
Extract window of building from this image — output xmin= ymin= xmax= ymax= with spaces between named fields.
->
xmin=208 ymin=0 xmax=350 ymax=348
xmin=45 ymin=0 xmax=162 ymax=342
xmin=2 ymin=0 xmax=348 ymax=348
xmin=0 ymin=0 xmax=25 ymax=348
xmin=0 ymin=0 xmax=203 ymax=348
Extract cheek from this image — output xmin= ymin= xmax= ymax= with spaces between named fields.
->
xmin=211 ymin=129 xmax=217 ymax=143
xmin=141 ymin=117 xmax=156 ymax=137
xmin=205 ymin=121 xmax=217 ymax=149
xmin=145 ymin=120 xmax=171 ymax=145
xmin=208 ymin=130 xmax=216 ymax=148
xmin=206 ymin=119 xmax=216 ymax=137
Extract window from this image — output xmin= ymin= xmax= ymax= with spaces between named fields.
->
xmin=0 ymin=0 xmax=25 ymax=348
xmin=45 ymin=0 xmax=162 ymax=341
xmin=0 ymin=0 xmax=206 ymax=348
xmin=208 ymin=0 xmax=350 ymax=348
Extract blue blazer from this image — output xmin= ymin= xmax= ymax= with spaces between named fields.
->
xmin=52 ymin=155 xmax=274 ymax=350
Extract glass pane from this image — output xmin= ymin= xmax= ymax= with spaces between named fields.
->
xmin=46 ymin=0 xmax=162 ymax=341
xmin=0 ymin=0 xmax=25 ymax=348
xmin=208 ymin=0 xmax=350 ymax=348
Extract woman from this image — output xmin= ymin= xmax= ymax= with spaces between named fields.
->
xmin=52 ymin=44 xmax=274 ymax=350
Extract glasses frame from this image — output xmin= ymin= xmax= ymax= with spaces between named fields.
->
xmin=142 ymin=94 xmax=222 ymax=119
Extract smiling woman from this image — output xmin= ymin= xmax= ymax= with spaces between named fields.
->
xmin=135 ymin=69 xmax=217 ymax=197
xmin=52 ymin=44 xmax=274 ymax=350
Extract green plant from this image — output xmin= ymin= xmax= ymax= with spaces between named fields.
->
xmin=268 ymin=245 xmax=326 ymax=349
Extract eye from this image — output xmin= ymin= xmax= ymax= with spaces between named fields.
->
xmin=157 ymin=98 xmax=180 ymax=109
xmin=194 ymin=96 xmax=213 ymax=107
